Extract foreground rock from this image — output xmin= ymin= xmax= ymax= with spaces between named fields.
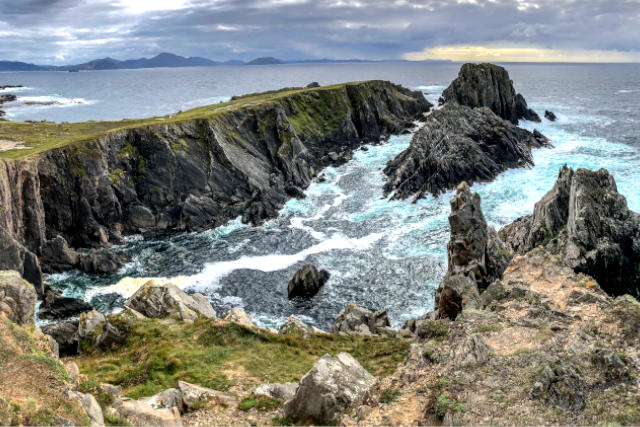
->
xmin=434 ymin=183 xmax=512 ymax=319
xmin=252 ymin=382 xmax=298 ymax=401
xmin=384 ymin=103 xmax=549 ymax=200
xmin=287 ymin=264 xmax=330 ymax=298
xmin=0 ymin=270 xmax=36 ymax=325
xmin=442 ymin=63 xmax=540 ymax=124
xmin=125 ymin=281 xmax=216 ymax=321
xmin=332 ymin=304 xmax=394 ymax=336
xmin=500 ymin=166 xmax=640 ymax=298
xmin=221 ymin=307 xmax=254 ymax=327
xmin=284 ymin=352 xmax=378 ymax=424
xmin=177 ymin=381 xmax=236 ymax=411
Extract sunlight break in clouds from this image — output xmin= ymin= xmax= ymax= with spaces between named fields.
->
xmin=118 ymin=0 xmax=192 ymax=14
xmin=403 ymin=45 xmax=640 ymax=63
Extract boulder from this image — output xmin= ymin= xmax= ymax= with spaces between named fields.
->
xmin=545 ymin=110 xmax=557 ymax=121
xmin=65 ymin=361 xmax=80 ymax=389
xmin=96 ymin=322 xmax=127 ymax=351
xmin=279 ymin=314 xmax=312 ymax=336
xmin=176 ymin=381 xmax=236 ymax=411
xmin=40 ymin=235 xmax=130 ymax=275
xmin=499 ymin=166 xmax=640 ymax=297
xmin=77 ymin=250 xmax=131 ymax=275
xmin=112 ymin=397 xmax=182 ymax=426
xmin=221 ymin=307 xmax=254 ymax=327
xmin=125 ymin=281 xmax=216 ymax=321
xmin=283 ymin=352 xmax=377 ymax=424
xmin=0 ymin=270 xmax=36 ymax=325
xmin=41 ymin=320 xmax=79 ymax=356
xmin=148 ymin=388 xmax=182 ymax=410
xmin=287 ymin=264 xmax=330 ymax=299
xmin=77 ymin=310 xmax=106 ymax=340
xmin=67 ymin=391 xmax=104 ymax=427
xmin=384 ymin=103 xmax=549 ymax=200
xmin=99 ymin=383 xmax=123 ymax=399
xmin=331 ymin=304 xmax=393 ymax=336
xmin=442 ymin=63 xmax=539 ymax=124
xmin=38 ymin=286 xmax=93 ymax=320
xmin=252 ymin=382 xmax=298 ymax=401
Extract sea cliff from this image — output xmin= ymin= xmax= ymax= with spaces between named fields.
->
xmin=0 ymin=81 xmax=431 ymax=288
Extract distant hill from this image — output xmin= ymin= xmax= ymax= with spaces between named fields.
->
xmin=0 ymin=60 xmax=48 ymax=71
xmin=246 ymin=57 xmax=283 ymax=65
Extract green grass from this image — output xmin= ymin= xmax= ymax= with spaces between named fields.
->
xmin=379 ymin=388 xmax=402 ymax=404
xmin=473 ymin=323 xmax=503 ymax=334
xmin=435 ymin=393 xmax=466 ymax=420
xmin=238 ymin=396 xmax=281 ymax=412
xmin=73 ymin=317 xmax=409 ymax=400
xmin=0 ymin=81 xmax=372 ymax=160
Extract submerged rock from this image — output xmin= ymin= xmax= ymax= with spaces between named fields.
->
xmin=0 ymin=270 xmax=36 ymax=325
xmin=125 ymin=281 xmax=216 ymax=321
xmin=384 ymin=103 xmax=549 ymax=200
xmin=331 ymin=304 xmax=394 ymax=336
xmin=499 ymin=166 xmax=640 ymax=297
xmin=442 ymin=63 xmax=540 ymax=124
xmin=287 ymin=264 xmax=330 ymax=299
xmin=283 ymin=352 xmax=377 ymax=424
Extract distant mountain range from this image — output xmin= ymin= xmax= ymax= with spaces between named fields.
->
xmin=0 ymin=52 xmax=451 ymax=72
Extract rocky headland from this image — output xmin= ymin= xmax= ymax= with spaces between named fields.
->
xmin=384 ymin=63 xmax=549 ymax=200
xmin=0 ymin=81 xmax=430 ymax=304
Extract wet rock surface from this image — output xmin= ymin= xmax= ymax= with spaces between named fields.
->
xmin=384 ymin=103 xmax=549 ymax=200
xmin=287 ymin=264 xmax=330 ymax=299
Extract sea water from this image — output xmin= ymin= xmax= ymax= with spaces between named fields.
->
xmin=3 ymin=62 xmax=638 ymax=328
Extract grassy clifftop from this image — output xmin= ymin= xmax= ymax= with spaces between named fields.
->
xmin=0 ymin=81 xmax=403 ymax=159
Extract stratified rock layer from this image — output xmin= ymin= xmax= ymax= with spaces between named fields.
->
xmin=500 ymin=166 xmax=640 ymax=297
xmin=384 ymin=103 xmax=549 ymax=200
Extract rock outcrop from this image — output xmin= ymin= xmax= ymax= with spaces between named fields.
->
xmin=0 ymin=81 xmax=430 ymax=291
xmin=384 ymin=103 xmax=549 ymax=200
xmin=331 ymin=304 xmax=394 ymax=336
xmin=0 ymin=270 xmax=36 ymax=325
xmin=38 ymin=285 xmax=93 ymax=320
xmin=125 ymin=281 xmax=216 ymax=321
xmin=434 ymin=182 xmax=512 ymax=319
xmin=499 ymin=166 xmax=640 ymax=297
xmin=284 ymin=352 xmax=378 ymax=424
xmin=41 ymin=235 xmax=130 ymax=275
xmin=545 ymin=110 xmax=557 ymax=121
xmin=287 ymin=264 xmax=330 ymax=299
xmin=442 ymin=63 xmax=540 ymax=124
xmin=221 ymin=307 xmax=254 ymax=326
xmin=0 ymin=228 xmax=43 ymax=295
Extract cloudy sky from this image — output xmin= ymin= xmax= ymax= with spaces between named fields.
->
xmin=1 ymin=0 xmax=639 ymax=64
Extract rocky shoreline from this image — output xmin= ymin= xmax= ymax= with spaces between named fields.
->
xmin=0 ymin=81 xmax=430 ymax=303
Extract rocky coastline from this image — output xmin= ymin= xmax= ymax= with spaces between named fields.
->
xmin=0 ymin=81 xmax=430 ymax=299
xmin=0 ymin=65 xmax=639 ymax=426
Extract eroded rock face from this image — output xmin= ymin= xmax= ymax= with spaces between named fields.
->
xmin=435 ymin=183 xmax=512 ymax=319
xmin=384 ymin=103 xmax=549 ymax=200
xmin=331 ymin=304 xmax=394 ymax=336
xmin=284 ymin=352 xmax=377 ymax=424
xmin=499 ymin=166 xmax=640 ymax=297
xmin=0 ymin=228 xmax=43 ymax=295
xmin=287 ymin=264 xmax=330 ymax=299
xmin=125 ymin=281 xmax=216 ymax=321
xmin=0 ymin=270 xmax=36 ymax=325
xmin=442 ymin=63 xmax=539 ymax=124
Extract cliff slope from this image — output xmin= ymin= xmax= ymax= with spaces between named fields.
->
xmin=0 ymin=81 xmax=430 ymax=286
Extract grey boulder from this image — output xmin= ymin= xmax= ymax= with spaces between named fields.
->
xmin=287 ymin=264 xmax=330 ymax=299
xmin=331 ymin=304 xmax=393 ymax=336
xmin=125 ymin=281 xmax=216 ymax=321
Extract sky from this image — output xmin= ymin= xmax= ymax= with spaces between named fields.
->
xmin=1 ymin=0 xmax=639 ymax=64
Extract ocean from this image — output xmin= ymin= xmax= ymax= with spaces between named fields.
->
xmin=3 ymin=62 xmax=639 ymax=328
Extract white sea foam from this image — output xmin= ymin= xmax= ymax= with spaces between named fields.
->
xmin=0 ymin=86 xmax=31 ymax=93
xmin=184 ymin=232 xmax=385 ymax=293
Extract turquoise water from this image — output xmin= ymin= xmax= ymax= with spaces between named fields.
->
xmin=34 ymin=63 xmax=640 ymax=329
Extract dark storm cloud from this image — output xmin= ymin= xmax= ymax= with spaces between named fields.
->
xmin=1 ymin=0 xmax=639 ymax=63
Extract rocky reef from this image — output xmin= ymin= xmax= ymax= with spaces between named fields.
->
xmin=384 ymin=63 xmax=549 ymax=201
xmin=0 ymin=81 xmax=430 ymax=293
xmin=384 ymin=103 xmax=549 ymax=199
